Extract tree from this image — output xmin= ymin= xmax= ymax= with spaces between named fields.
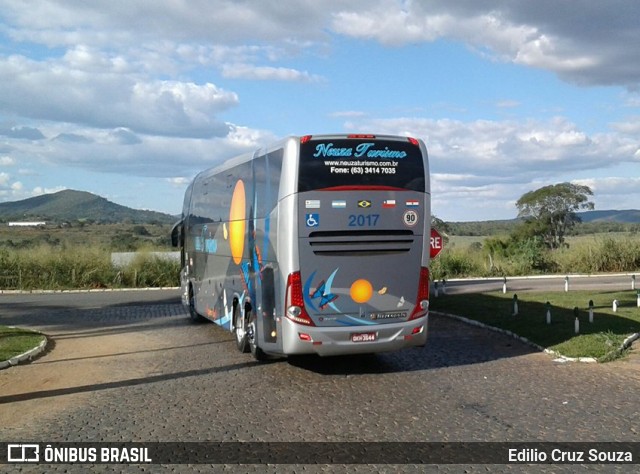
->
xmin=516 ymin=182 xmax=594 ymax=249
xmin=431 ymin=215 xmax=450 ymax=245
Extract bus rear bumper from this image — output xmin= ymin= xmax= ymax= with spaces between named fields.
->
xmin=281 ymin=315 xmax=428 ymax=357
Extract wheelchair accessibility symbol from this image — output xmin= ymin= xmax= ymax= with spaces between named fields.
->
xmin=306 ymin=213 xmax=320 ymax=227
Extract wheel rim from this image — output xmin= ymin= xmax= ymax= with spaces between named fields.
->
xmin=248 ymin=321 xmax=256 ymax=349
xmin=235 ymin=309 xmax=244 ymax=342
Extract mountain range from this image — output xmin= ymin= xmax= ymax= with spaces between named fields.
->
xmin=0 ymin=190 xmax=175 ymax=224
xmin=0 ymin=189 xmax=638 ymax=225
xmin=576 ymin=209 xmax=640 ymax=223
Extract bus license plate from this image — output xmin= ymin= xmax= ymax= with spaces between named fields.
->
xmin=351 ymin=332 xmax=377 ymax=343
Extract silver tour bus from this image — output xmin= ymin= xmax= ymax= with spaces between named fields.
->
xmin=172 ymin=134 xmax=431 ymax=360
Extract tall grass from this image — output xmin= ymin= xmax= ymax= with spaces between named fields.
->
xmin=555 ymin=236 xmax=640 ymax=273
xmin=0 ymin=245 xmax=180 ymax=290
xmin=432 ymin=234 xmax=640 ymax=280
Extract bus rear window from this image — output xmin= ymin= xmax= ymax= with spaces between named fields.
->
xmin=298 ymin=139 xmax=425 ymax=192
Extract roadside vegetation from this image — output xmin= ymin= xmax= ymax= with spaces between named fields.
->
xmin=0 ymin=223 xmax=180 ymax=290
xmin=430 ymin=183 xmax=640 ymax=363
xmin=431 ymin=233 xmax=640 ymax=280
xmin=431 ymin=290 xmax=640 ymax=362
xmin=432 ymin=183 xmax=639 ymax=280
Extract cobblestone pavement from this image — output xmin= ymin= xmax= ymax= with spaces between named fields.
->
xmin=0 ymin=290 xmax=638 ymax=473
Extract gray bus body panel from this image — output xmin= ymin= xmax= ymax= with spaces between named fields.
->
xmin=180 ymin=135 xmax=430 ymax=357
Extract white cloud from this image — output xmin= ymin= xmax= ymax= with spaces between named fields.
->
xmin=167 ymin=177 xmax=190 ymax=187
xmin=0 ymin=54 xmax=237 ymax=138
xmin=346 ymin=116 xmax=639 ymax=177
xmin=0 ymin=156 xmax=16 ymax=166
xmin=332 ymin=0 xmax=640 ymax=88
xmin=31 ymin=186 xmax=67 ymax=196
xmin=573 ymin=177 xmax=640 ymax=211
xmin=341 ymin=115 xmax=640 ymax=220
xmin=2 ymin=0 xmax=640 ymax=88
xmin=574 ymin=177 xmax=640 ymax=196
xmin=221 ymin=63 xmax=323 ymax=82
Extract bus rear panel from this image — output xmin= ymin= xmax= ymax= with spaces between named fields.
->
xmin=283 ymin=135 xmax=430 ymax=356
xmin=177 ymin=134 xmax=430 ymax=359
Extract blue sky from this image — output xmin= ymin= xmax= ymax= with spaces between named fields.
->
xmin=1 ymin=0 xmax=639 ymax=221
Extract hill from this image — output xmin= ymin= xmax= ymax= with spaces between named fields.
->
xmin=446 ymin=209 xmax=640 ymax=236
xmin=0 ymin=190 xmax=175 ymax=224
xmin=577 ymin=209 xmax=640 ymax=223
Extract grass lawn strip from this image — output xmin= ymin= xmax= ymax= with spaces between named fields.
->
xmin=0 ymin=325 xmax=47 ymax=367
xmin=430 ymin=290 xmax=640 ymax=362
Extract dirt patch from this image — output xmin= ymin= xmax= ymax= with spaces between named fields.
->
xmin=0 ymin=322 xmax=166 ymax=434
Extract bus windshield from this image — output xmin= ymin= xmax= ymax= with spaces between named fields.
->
xmin=298 ymin=137 xmax=425 ymax=192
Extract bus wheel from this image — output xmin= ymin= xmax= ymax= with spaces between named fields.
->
xmin=234 ymin=300 xmax=249 ymax=353
xmin=188 ymin=285 xmax=205 ymax=323
xmin=249 ymin=318 xmax=269 ymax=361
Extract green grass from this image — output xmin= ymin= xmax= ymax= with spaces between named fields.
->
xmin=0 ymin=326 xmax=46 ymax=361
xmin=0 ymin=246 xmax=180 ymax=290
xmin=432 ymin=232 xmax=640 ymax=279
xmin=431 ymin=290 xmax=640 ymax=361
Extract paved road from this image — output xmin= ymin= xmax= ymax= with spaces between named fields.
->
xmin=0 ymin=289 xmax=639 ymax=473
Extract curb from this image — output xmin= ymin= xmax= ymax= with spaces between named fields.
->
xmin=0 ymin=332 xmax=48 ymax=370
xmin=0 ymin=287 xmax=180 ymax=295
xmin=430 ymin=310 xmax=638 ymax=363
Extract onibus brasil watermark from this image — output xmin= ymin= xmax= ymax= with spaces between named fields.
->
xmin=2 ymin=442 xmax=638 ymax=465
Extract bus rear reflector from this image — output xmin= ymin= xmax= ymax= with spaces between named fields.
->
xmin=408 ymin=266 xmax=429 ymax=321
xmin=286 ymin=271 xmax=315 ymax=326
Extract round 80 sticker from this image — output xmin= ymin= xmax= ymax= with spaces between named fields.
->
xmin=403 ymin=210 xmax=419 ymax=227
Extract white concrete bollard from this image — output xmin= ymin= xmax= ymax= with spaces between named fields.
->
xmin=546 ymin=302 xmax=551 ymax=325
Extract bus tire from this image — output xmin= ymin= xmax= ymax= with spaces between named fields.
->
xmin=234 ymin=299 xmax=250 ymax=353
xmin=188 ymin=285 xmax=205 ymax=323
xmin=249 ymin=319 xmax=269 ymax=361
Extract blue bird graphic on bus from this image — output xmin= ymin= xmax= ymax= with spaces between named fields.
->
xmin=304 ymin=269 xmax=340 ymax=313
xmin=311 ymin=280 xmax=338 ymax=310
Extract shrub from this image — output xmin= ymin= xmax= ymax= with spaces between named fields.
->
xmin=0 ymin=245 xmax=180 ymax=290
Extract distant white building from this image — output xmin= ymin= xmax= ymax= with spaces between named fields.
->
xmin=7 ymin=221 xmax=46 ymax=227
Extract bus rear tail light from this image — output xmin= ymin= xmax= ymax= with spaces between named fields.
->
xmin=347 ymin=134 xmax=375 ymax=139
xmin=285 ymin=271 xmax=315 ymax=326
xmin=300 ymin=135 xmax=312 ymax=144
xmin=408 ymin=266 xmax=430 ymax=321
xmin=408 ymin=137 xmax=419 ymax=146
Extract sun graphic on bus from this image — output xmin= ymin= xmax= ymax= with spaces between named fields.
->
xmin=229 ymin=180 xmax=246 ymax=265
xmin=350 ymin=278 xmax=373 ymax=304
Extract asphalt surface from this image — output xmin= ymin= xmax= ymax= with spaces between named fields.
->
xmin=0 ymin=288 xmax=639 ymax=473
